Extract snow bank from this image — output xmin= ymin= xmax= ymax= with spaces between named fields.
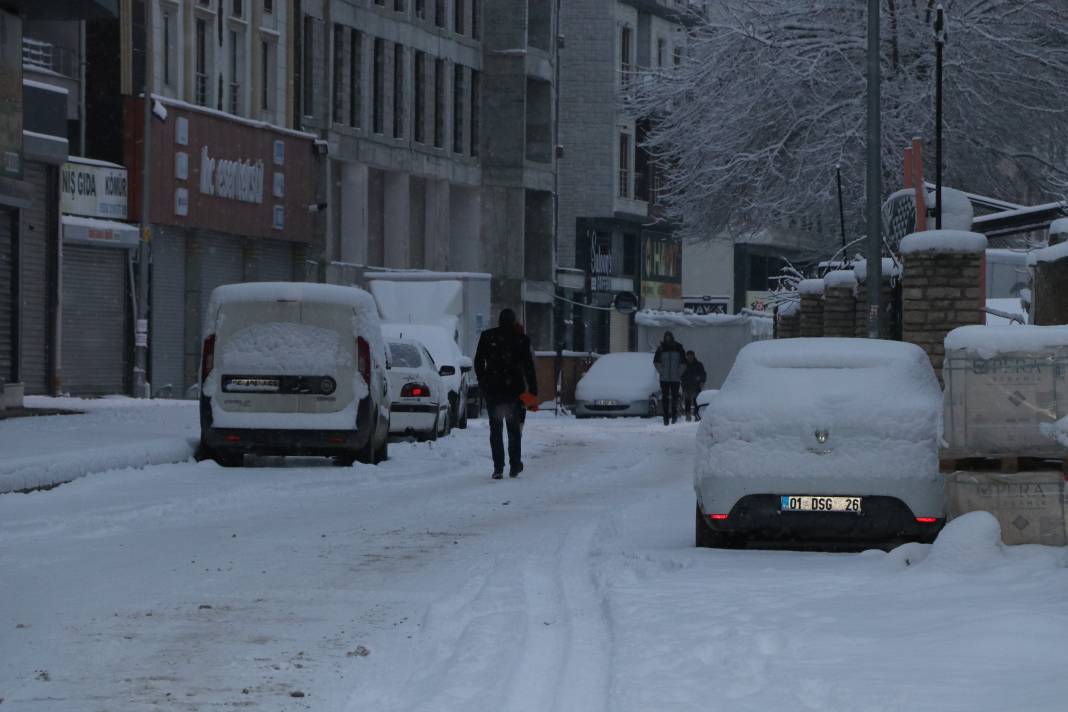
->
xmin=921 ymin=512 xmax=1004 ymax=572
xmin=944 ymin=324 xmax=1068 ymax=359
xmin=852 ymin=257 xmax=901 ymax=283
xmin=899 ymin=229 xmax=987 ymax=255
xmin=635 ymin=310 xmax=749 ymax=328
xmin=797 ymin=279 xmax=824 ymax=295
xmin=575 ymin=352 xmax=660 ymax=403
xmin=1026 ymin=240 xmax=1068 ymax=266
xmin=823 ymin=270 xmax=857 ymax=289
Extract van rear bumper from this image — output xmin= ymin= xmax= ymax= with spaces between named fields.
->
xmin=201 ymin=426 xmax=370 ymax=457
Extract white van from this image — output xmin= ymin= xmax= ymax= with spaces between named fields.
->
xmin=197 ymin=282 xmax=391 ymax=466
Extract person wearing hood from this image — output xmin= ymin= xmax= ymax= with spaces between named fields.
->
xmin=474 ymin=309 xmax=538 ymax=479
xmin=653 ymin=331 xmax=687 ymax=425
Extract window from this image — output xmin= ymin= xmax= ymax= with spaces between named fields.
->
xmin=232 ymin=0 xmax=243 ymax=18
xmin=673 ymin=46 xmax=682 ymax=69
xmin=302 ymin=16 xmax=315 ymax=116
xmin=394 ymin=0 xmax=405 ymax=11
xmin=618 ymin=132 xmax=631 ymax=198
xmin=349 ymin=29 xmax=362 ymax=128
xmin=374 ymin=0 xmax=385 ymax=5
xmin=261 ymin=41 xmax=274 ymax=111
xmin=469 ymin=69 xmax=479 ymax=157
xmin=433 ymin=58 xmax=445 ymax=147
xmin=393 ymin=43 xmax=404 ymax=139
xmin=454 ymin=0 xmax=464 ymax=35
xmin=195 ymin=19 xmax=208 ymax=105
xmin=229 ymin=29 xmax=243 ymax=115
xmin=435 ymin=0 xmax=445 ymax=28
xmin=471 ymin=0 xmax=479 ymax=39
xmin=372 ymin=38 xmax=385 ymax=133
xmin=452 ymin=64 xmax=464 ymax=153
xmin=414 ymin=51 xmax=426 ymax=143
xmin=264 ymin=0 xmax=273 ymax=14
xmin=162 ymin=11 xmax=175 ymax=87
xmin=620 ymin=26 xmax=633 ymax=88
xmin=332 ymin=24 xmax=344 ymax=123
xmin=415 ymin=0 xmax=426 ymax=20
xmin=656 ymin=38 xmax=665 ymax=68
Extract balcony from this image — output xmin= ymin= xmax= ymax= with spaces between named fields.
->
xmin=22 ymin=37 xmax=79 ymax=79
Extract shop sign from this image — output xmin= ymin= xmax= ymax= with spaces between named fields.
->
xmin=198 ymin=146 xmax=264 ymax=204
xmin=0 ymin=11 xmax=22 ymax=179
xmin=61 ymin=161 xmax=129 ymax=219
xmin=685 ymin=296 xmax=729 ymax=315
xmin=640 ymin=232 xmax=682 ymax=300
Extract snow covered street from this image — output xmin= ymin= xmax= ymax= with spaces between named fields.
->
xmin=3 ymin=408 xmax=1068 ymax=711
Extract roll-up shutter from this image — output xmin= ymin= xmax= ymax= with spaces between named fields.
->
xmin=249 ymin=239 xmax=294 ymax=282
xmin=150 ymin=227 xmax=186 ymax=397
xmin=61 ymin=245 xmax=128 ymax=396
xmin=0 ymin=208 xmax=14 ymax=384
xmin=20 ymin=162 xmax=55 ymax=395
xmin=197 ymin=232 xmax=245 ymax=320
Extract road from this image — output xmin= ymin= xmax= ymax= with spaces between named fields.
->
xmin=2 ymin=412 xmax=1066 ymax=711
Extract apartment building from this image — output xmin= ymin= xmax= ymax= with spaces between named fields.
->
xmin=557 ymin=0 xmax=727 ymax=352
xmin=297 ymin=0 xmax=558 ymax=347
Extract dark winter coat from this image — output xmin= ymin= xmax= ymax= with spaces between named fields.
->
xmin=474 ymin=326 xmax=538 ymax=404
xmin=653 ymin=340 xmax=687 ymax=383
xmin=681 ymin=358 xmax=707 ymax=393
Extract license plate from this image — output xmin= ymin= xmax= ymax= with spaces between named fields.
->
xmin=780 ymin=495 xmax=862 ymax=513
xmin=594 ymin=399 xmax=619 ymax=406
xmin=224 ymin=377 xmax=280 ymax=393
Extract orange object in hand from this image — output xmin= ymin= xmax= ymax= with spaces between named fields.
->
xmin=519 ymin=392 xmax=539 ymax=412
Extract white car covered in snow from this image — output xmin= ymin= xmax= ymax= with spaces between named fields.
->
xmin=197 ymin=282 xmax=391 ymax=467
xmin=695 ymin=338 xmax=945 ymax=549
xmin=386 ymin=339 xmax=451 ymax=441
xmin=382 ymin=323 xmax=472 ymax=430
xmin=573 ymin=352 xmax=660 ymax=418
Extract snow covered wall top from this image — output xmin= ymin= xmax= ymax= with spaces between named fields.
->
xmin=945 ymin=325 xmax=1068 ymax=358
xmin=900 ymin=230 xmax=987 ymax=255
xmin=635 ymin=310 xmax=749 ymax=328
xmin=823 ymin=270 xmax=857 ymax=289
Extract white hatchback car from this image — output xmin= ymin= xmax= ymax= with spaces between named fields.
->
xmin=386 ymin=339 xmax=451 ymax=441
xmin=382 ymin=323 xmax=472 ymax=429
xmin=695 ymin=338 xmax=945 ymax=549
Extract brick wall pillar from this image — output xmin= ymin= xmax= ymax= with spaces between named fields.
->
xmin=776 ymin=302 xmax=800 ymax=338
xmin=798 ymin=279 xmax=825 ymax=337
xmin=900 ymin=230 xmax=987 ymax=380
xmin=1029 ymin=243 xmax=1068 ymax=325
xmin=822 ymin=271 xmax=857 ymax=337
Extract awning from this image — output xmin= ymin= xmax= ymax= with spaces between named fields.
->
xmin=62 ymin=215 xmax=139 ymax=249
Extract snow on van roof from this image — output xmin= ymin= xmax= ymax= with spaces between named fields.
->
xmin=899 ymin=230 xmax=987 ymax=255
xmin=209 ymin=282 xmax=377 ymax=309
xmin=945 ymin=325 xmax=1068 ymax=358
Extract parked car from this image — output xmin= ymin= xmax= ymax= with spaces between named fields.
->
xmin=573 ymin=352 xmax=660 ymax=418
xmin=197 ymin=282 xmax=391 ymax=467
xmin=386 ymin=339 xmax=451 ymax=441
xmin=382 ymin=323 xmax=472 ymax=429
xmin=695 ymin=338 xmax=945 ymax=549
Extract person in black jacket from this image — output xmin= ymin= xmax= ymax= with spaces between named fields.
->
xmin=474 ymin=308 xmax=538 ymax=479
xmin=653 ymin=331 xmax=687 ymax=425
xmin=680 ymin=350 xmax=707 ymax=422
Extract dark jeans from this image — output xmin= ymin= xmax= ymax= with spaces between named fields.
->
xmin=488 ymin=400 xmax=524 ymax=471
xmin=682 ymin=389 xmax=699 ymax=419
xmin=660 ymin=381 xmax=680 ymax=424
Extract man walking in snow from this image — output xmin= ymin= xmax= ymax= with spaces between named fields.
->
xmin=680 ymin=350 xmax=707 ymax=422
xmin=653 ymin=331 xmax=686 ymax=425
xmin=475 ymin=309 xmax=538 ymax=479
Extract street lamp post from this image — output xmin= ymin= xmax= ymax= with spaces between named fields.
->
xmin=134 ymin=0 xmax=153 ymax=397
xmin=934 ymin=4 xmax=946 ymax=230
xmin=865 ymin=0 xmax=882 ymax=338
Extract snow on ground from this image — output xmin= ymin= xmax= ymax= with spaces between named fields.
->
xmin=1 ymin=397 xmax=197 ymax=493
xmin=2 ymin=407 xmax=1067 ymax=711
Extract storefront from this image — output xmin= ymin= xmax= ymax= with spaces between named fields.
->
xmin=125 ymin=98 xmax=318 ymax=396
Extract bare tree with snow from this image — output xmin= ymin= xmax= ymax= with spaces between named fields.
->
xmin=630 ymin=0 xmax=1068 ymax=247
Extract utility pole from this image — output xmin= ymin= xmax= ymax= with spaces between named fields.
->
xmin=865 ymin=0 xmax=882 ymax=338
xmin=135 ymin=0 xmax=153 ymax=397
xmin=934 ymin=3 xmax=946 ymax=230
xmin=836 ymin=165 xmax=846 ymax=258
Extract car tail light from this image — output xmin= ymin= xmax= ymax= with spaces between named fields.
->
xmin=915 ymin=517 xmax=939 ymax=524
xmin=357 ymin=336 xmax=371 ymax=385
xmin=401 ymin=382 xmax=430 ymax=398
xmin=709 ymin=513 xmax=729 ymax=521
xmin=224 ymin=434 xmax=241 ymax=442
xmin=201 ymin=335 xmax=216 ymax=383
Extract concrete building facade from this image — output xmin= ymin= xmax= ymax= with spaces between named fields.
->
xmin=298 ymin=0 xmax=558 ymax=348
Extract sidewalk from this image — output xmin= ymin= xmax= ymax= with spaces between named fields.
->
xmin=0 ymin=396 xmax=198 ymax=494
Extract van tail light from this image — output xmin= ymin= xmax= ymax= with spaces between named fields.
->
xmin=201 ymin=335 xmax=216 ymax=383
xmin=401 ymin=382 xmax=430 ymax=398
xmin=357 ymin=336 xmax=371 ymax=385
